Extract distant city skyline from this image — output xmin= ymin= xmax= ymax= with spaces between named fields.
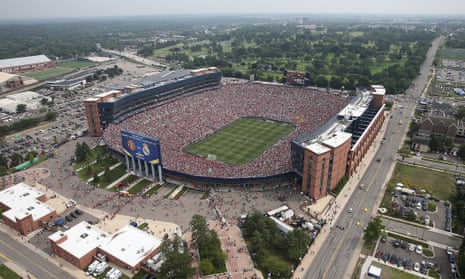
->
xmin=1 ymin=0 xmax=465 ymax=20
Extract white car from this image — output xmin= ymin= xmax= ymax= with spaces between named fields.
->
xmin=348 ymin=208 xmax=353 ymax=213
xmin=408 ymin=243 xmax=415 ymax=252
xmin=424 ymin=215 xmax=430 ymax=225
xmin=414 ymin=262 xmax=420 ymax=272
xmin=415 ymin=245 xmax=423 ymax=255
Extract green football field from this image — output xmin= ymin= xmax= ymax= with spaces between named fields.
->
xmin=184 ymin=118 xmax=295 ymax=165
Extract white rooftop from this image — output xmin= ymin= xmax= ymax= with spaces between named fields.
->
xmin=99 ymin=225 xmax=162 ymax=268
xmin=49 ymin=221 xmax=110 ymax=259
xmin=0 ymin=182 xmax=55 ymax=222
xmin=370 ymin=85 xmax=386 ymax=95
xmin=304 ymin=123 xmax=351 ymax=153
xmin=95 ymin=90 xmax=120 ymax=98
xmin=321 ymin=131 xmax=352 ymax=149
xmin=306 ymin=142 xmax=330 ymax=155
xmin=0 ymin=55 xmax=51 ymax=69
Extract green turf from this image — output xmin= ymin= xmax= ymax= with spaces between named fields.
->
xmin=184 ymin=117 xmax=294 ymax=165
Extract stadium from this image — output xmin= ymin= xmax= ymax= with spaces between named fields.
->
xmin=87 ymin=68 xmax=385 ymax=199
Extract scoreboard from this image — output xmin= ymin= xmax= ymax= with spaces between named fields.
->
xmin=121 ymin=130 xmax=161 ymax=165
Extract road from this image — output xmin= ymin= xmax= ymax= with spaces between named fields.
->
xmin=0 ymin=230 xmax=73 ymax=279
xmin=382 ymin=218 xmax=463 ymax=248
xmin=304 ymin=35 xmax=445 ymax=279
xmin=99 ymin=45 xmax=168 ymax=69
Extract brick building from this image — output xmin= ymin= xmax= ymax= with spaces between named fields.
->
xmin=292 ymin=85 xmax=385 ymax=200
xmin=0 ymin=55 xmax=53 ymax=74
xmin=49 ymin=222 xmax=161 ymax=273
xmin=0 ymin=183 xmax=57 ymax=235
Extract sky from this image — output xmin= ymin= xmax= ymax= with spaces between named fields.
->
xmin=1 ymin=0 xmax=465 ymax=20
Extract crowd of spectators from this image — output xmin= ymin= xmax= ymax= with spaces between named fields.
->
xmin=103 ymin=83 xmax=350 ymax=178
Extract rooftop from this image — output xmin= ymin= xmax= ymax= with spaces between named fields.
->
xmin=99 ymin=225 xmax=162 ymax=268
xmin=0 ymin=55 xmax=51 ymax=69
xmin=49 ymin=221 xmax=110 ymax=259
xmin=0 ymin=183 xmax=55 ymax=222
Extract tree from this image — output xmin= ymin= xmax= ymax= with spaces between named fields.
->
xmin=45 ymin=111 xmax=58 ymax=121
xmin=16 ymin=104 xmax=27 ymax=114
xmin=156 ymin=236 xmax=195 ymax=279
xmin=190 ymin=214 xmax=208 ymax=246
xmin=10 ymin=152 xmax=23 ymax=167
xmin=364 ymin=216 xmax=384 ymax=243
xmin=75 ymin=142 xmax=91 ymax=162
xmin=459 ymin=144 xmax=465 ymax=161
xmin=40 ymin=98 xmax=49 ymax=106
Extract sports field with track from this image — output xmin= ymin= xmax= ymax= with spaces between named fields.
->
xmin=184 ymin=117 xmax=295 ymax=165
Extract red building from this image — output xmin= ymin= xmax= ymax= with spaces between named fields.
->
xmin=0 ymin=55 xmax=53 ymax=74
xmin=292 ymin=85 xmax=385 ymax=200
xmin=0 ymin=183 xmax=57 ymax=235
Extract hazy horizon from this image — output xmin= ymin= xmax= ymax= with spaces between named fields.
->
xmin=1 ymin=0 xmax=464 ymax=21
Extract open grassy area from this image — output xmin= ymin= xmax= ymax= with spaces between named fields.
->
xmin=73 ymin=146 xmax=108 ymax=170
xmin=386 ymin=163 xmax=455 ymax=200
xmin=23 ymin=66 xmax=75 ymax=81
xmin=23 ymin=60 xmax=97 ymax=82
xmin=128 ymin=179 xmax=152 ymax=194
xmin=93 ymin=164 xmax=127 ymax=187
xmin=184 ymin=117 xmax=294 ymax=165
xmin=0 ymin=264 xmax=22 ymax=279
xmin=57 ymin=60 xmax=96 ymax=69
xmin=441 ymin=48 xmax=465 ymax=60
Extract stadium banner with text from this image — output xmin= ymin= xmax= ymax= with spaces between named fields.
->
xmin=121 ymin=130 xmax=161 ymax=164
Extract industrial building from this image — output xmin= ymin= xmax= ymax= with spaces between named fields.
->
xmin=0 ymin=54 xmax=53 ymax=74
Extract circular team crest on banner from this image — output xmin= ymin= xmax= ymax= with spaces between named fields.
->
xmin=142 ymin=143 xmax=151 ymax=156
xmin=128 ymin=139 xmax=136 ymax=151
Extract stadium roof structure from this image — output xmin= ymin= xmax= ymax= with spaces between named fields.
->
xmin=49 ymin=221 xmax=111 ymax=259
xmin=0 ymin=55 xmax=51 ymax=69
xmin=138 ymin=69 xmax=193 ymax=88
xmin=99 ymin=225 xmax=162 ymax=268
xmin=0 ymin=182 xmax=56 ymax=223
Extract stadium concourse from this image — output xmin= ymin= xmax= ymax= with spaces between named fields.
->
xmin=103 ymin=83 xmax=350 ymax=179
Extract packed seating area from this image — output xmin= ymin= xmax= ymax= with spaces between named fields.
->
xmin=103 ymin=83 xmax=350 ymax=178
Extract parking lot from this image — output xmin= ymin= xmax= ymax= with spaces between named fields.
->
xmin=376 ymin=235 xmax=455 ymax=278
xmin=28 ymin=207 xmax=100 ymax=255
xmin=390 ymin=188 xmax=451 ymax=232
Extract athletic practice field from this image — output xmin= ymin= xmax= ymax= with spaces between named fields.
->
xmin=184 ymin=118 xmax=295 ymax=165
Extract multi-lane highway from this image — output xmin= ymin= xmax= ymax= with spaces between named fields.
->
xmin=304 ymin=36 xmax=445 ymax=279
xmin=0 ymin=230 xmax=73 ymax=278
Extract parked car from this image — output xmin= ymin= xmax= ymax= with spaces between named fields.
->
xmin=415 ymin=245 xmax=423 ymax=255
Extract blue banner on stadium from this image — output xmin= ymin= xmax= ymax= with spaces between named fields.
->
xmin=121 ymin=130 xmax=161 ymax=164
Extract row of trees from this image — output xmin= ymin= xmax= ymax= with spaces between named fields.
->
xmin=0 ymin=111 xmax=58 ymax=141
xmin=190 ymin=215 xmax=226 ymax=275
xmin=242 ymin=211 xmax=311 ymax=278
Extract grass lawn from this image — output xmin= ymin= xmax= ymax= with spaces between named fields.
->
xmin=73 ymin=146 xmax=108 ymax=170
xmin=23 ymin=66 xmax=75 ymax=81
xmin=94 ymin=164 xmax=128 ymax=187
xmin=57 ymin=60 xmax=96 ymax=69
xmin=128 ymin=179 xmax=152 ymax=194
xmin=184 ymin=117 xmax=294 ymax=165
xmin=387 ymin=162 xmax=455 ymax=200
xmin=441 ymin=48 xmax=465 ymax=60
xmin=0 ymin=264 xmax=22 ymax=279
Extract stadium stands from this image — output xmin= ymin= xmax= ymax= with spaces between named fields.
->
xmin=103 ymin=83 xmax=349 ymax=179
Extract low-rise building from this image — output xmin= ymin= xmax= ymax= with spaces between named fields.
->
xmin=49 ymin=221 xmax=162 ymax=273
xmin=0 ymin=183 xmax=57 ymax=235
